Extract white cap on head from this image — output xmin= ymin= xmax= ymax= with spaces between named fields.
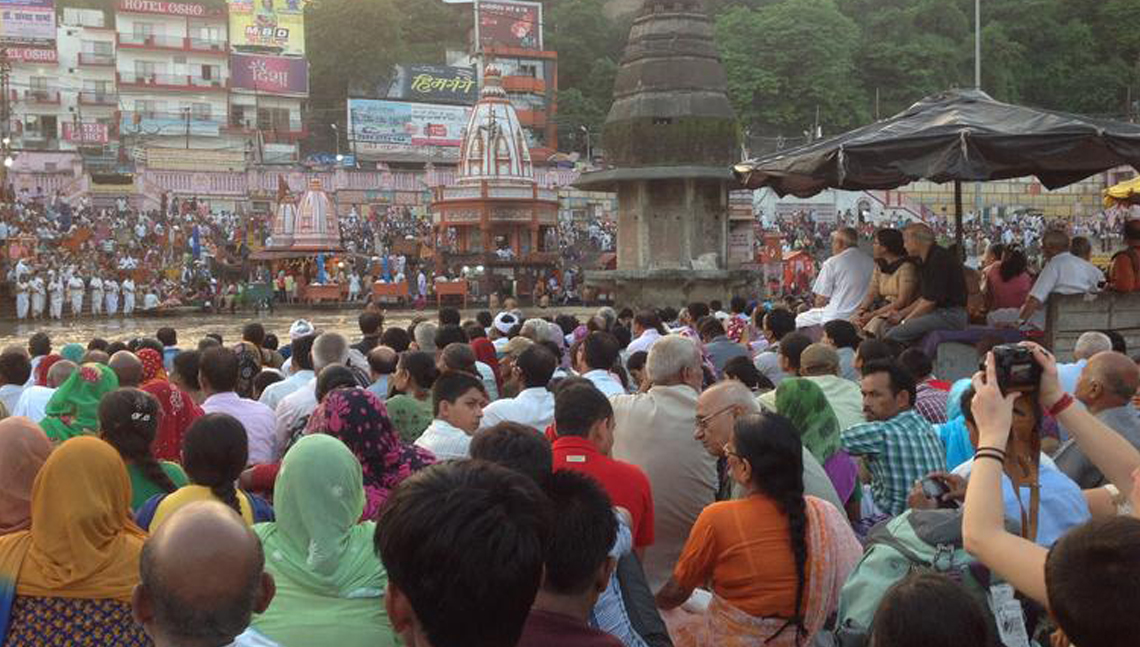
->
xmin=289 ymin=319 xmax=315 ymax=340
xmin=493 ymin=312 xmax=518 ymax=334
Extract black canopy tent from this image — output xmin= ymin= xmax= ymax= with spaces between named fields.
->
xmin=732 ymin=89 xmax=1140 ymax=250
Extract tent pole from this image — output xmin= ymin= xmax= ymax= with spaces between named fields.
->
xmin=954 ymin=180 xmax=964 ymax=259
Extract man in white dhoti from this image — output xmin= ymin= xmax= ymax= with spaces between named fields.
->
xmin=29 ymin=273 xmax=45 ymax=320
xmin=122 ymin=276 xmax=136 ymax=315
xmin=90 ymin=276 xmax=104 ymax=315
xmin=15 ymin=275 xmax=30 ymax=320
xmin=48 ymin=272 xmax=64 ymax=320
xmin=104 ymin=277 xmax=119 ymax=315
xmin=68 ymin=273 xmax=85 ymax=317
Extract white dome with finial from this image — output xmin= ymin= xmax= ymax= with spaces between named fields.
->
xmin=457 ymin=65 xmax=534 ymax=185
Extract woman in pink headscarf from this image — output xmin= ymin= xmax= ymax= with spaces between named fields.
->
xmin=0 ymin=417 xmax=52 ymax=535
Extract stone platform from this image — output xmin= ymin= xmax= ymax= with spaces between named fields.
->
xmin=584 ymin=268 xmax=758 ymax=309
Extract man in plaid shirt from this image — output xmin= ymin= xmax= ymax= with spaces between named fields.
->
xmin=841 ymin=359 xmax=946 ymax=515
xmin=899 ymin=347 xmax=950 ymax=424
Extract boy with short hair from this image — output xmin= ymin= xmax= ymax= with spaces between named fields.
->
xmin=415 ymin=371 xmax=488 ymax=460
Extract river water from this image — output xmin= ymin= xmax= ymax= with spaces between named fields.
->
xmin=0 ymin=305 xmax=599 ymax=349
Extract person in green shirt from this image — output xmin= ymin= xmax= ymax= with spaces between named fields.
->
xmin=98 ymin=387 xmax=188 ymax=511
xmin=385 ymin=350 xmax=438 ymax=443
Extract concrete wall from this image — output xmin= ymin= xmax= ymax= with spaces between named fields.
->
xmin=1046 ymin=292 xmax=1140 ymax=362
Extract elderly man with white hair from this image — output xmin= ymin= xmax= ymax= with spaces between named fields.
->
xmin=884 ymin=223 xmax=969 ymax=344
xmin=795 ymin=227 xmax=874 ymax=330
xmin=610 ymin=334 xmax=717 ymax=591
xmin=1057 ymin=331 xmax=1113 ymax=395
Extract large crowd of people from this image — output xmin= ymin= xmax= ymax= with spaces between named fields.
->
xmin=1 ymin=208 xmax=1139 ymax=647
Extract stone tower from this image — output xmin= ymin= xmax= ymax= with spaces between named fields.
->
xmin=578 ymin=0 xmax=749 ymax=306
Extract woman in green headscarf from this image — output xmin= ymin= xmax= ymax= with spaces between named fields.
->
xmin=775 ymin=378 xmax=860 ymax=513
xmin=251 ymin=434 xmax=398 ymax=647
xmin=40 ymin=363 xmax=119 ymax=442
xmin=59 ymin=343 xmax=85 ymax=364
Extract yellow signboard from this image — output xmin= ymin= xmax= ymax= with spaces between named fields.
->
xmin=228 ymin=0 xmax=305 ymax=56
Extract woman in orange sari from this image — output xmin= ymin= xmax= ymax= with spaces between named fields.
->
xmin=655 ymin=412 xmax=861 ymax=646
xmin=0 ymin=436 xmax=149 ymax=645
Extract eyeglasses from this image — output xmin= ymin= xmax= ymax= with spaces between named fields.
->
xmin=696 ymin=405 xmax=735 ymax=429
xmin=723 ymin=443 xmax=740 ymax=460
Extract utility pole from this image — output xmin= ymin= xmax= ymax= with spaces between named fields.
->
xmin=0 ymin=47 xmax=11 ymax=196
xmin=183 ymin=106 xmax=191 ymax=149
xmin=974 ymin=0 xmax=983 ymax=224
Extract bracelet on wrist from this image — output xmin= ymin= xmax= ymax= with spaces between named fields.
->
xmin=974 ymin=452 xmax=1005 ymax=464
xmin=975 ymin=445 xmax=1007 ymax=458
xmin=1048 ymin=393 xmax=1075 ymax=418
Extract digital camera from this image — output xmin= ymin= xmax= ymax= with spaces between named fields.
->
xmin=989 ymin=344 xmax=1041 ymax=394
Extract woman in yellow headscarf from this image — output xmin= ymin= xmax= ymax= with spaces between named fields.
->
xmin=0 ymin=436 xmax=149 ymax=645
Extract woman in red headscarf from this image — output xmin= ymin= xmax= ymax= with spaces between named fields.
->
xmin=138 ymin=348 xmax=203 ymax=461
xmin=470 ymin=337 xmax=502 ymax=394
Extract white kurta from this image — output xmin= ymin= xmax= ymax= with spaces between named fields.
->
xmin=48 ymin=280 xmax=64 ymax=319
xmin=90 ymin=278 xmax=104 ymax=315
xmin=15 ymin=281 xmax=29 ymax=319
xmin=29 ymin=278 xmax=45 ymax=317
xmin=105 ymin=280 xmax=119 ymax=315
xmin=122 ymin=279 xmax=136 ymax=314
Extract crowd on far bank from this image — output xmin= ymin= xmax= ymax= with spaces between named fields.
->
xmin=1 ymin=209 xmax=1139 ymax=647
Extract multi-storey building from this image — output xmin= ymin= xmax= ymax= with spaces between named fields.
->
xmin=113 ymin=0 xmax=234 ymax=152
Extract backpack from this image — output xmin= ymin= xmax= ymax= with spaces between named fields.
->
xmin=832 ymin=509 xmax=1002 ymax=647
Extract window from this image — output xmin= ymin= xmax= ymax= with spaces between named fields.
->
xmin=83 ymin=79 xmax=111 ymax=94
xmin=191 ymin=103 xmax=211 ymax=121
xmin=134 ymin=60 xmax=157 ymax=81
xmin=257 ymin=107 xmax=291 ymax=132
xmin=29 ymin=77 xmax=49 ymax=90
xmin=200 ymin=65 xmax=219 ymax=81
xmin=133 ymin=22 xmax=154 ymax=37
xmin=82 ymin=40 xmax=112 ymax=56
xmin=519 ymin=63 xmax=537 ymax=77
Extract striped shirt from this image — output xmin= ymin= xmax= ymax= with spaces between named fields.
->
xmin=841 ymin=409 xmax=946 ymax=515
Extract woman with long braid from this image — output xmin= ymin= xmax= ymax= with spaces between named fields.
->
xmin=134 ymin=413 xmax=274 ymax=530
xmin=655 ymin=413 xmax=861 ymax=646
xmin=98 ymin=388 xmax=188 ymax=511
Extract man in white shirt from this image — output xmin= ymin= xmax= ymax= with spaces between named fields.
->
xmin=1057 ymin=331 xmax=1112 ymax=395
xmin=258 ymin=334 xmax=316 ymax=411
xmin=14 ymin=359 xmax=76 ymax=422
xmin=0 ymin=351 xmax=31 ymax=414
xmin=625 ymin=311 xmax=665 ymax=356
xmin=199 ymin=346 xmax=277 ymax=465
xmin=29 ymin=273 xmax=45 ymax=320
xmin=795 ymin=227 xmax=874 ymax=329
xmin=90 ymin=275 xmax=104 ymax=315
xmin=68 ymin=273 xmax=85 ymax=317
xmin=272 ymin=332 xmax=349 ymax=459
xmin=48 ymin=271 xmax=64 ymax=320
xmin=104 ymin=277 xmax=120 ymax=315
xmin=480 ymin=344 xmax=557 ymax=431
xmin=576 ymin=331 xmax=627 ymax=397
xmin=14 ymin=275 xmax=29 ymax=320
xmin=415 ymin=371 xmax=487 ymax=460
xmin=610 ymin=335 xmax=717 ymax=590
xmin=1020 ymin=230 xmax=1104 ymax=329
xmin=122 ymin=276 xmax=136 ymax=315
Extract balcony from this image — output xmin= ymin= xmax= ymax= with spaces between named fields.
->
xmin=117 ymin=33 xmax=227 ymax=55
xmin=78 ymin=52 xmax=116 ymax=67
xmin=117 ymin=72 xmax=227 ymax=92
xmin=24 ymin=89 xmax=61 ymax=105
xmin=502 ymin=76 xmax=546 ymax=93
xmin=79 ymin=91 xmax=118 ymax=106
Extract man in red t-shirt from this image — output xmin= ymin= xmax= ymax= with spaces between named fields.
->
xmin=551 ymin=383 xmax=655 ymax=553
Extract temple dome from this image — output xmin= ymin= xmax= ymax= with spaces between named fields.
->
xmin=457 ymin=65 xmax=535 ymax=186
xmin=270 ymin=178 xmax=342 ymax=251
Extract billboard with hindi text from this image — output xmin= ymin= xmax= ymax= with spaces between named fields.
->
xmin=0 ymin=0 xmax=55 ymax=47
xmin=476 ymin=0 xmax=541 ymax=51
xmin=388 ymin=64 xmax=478 ymax=105
xmin=228 ymin=0 xmax=305 ymax=56
xmin=231 ymin=53 xmax=308 ymax=95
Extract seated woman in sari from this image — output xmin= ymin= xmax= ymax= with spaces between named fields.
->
xmin=0 ymin=436 xmax=149 ymax=645
xmin=305 ymin=387 xmax=435 ymax=520
xmin=251 ymin=434 xmax=399 ymax=647
xmin=39 ymin=363 xmax=118 ymax=442
xmin=137 ymin=348 xmax=202 ymax=462
xmin=775 ymin=378 xmax=862 ymax=520
xmin=655 ymin=413 xmax=862 ymax=647
xmin=135 ymin=413 xmax=273 ymax=530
